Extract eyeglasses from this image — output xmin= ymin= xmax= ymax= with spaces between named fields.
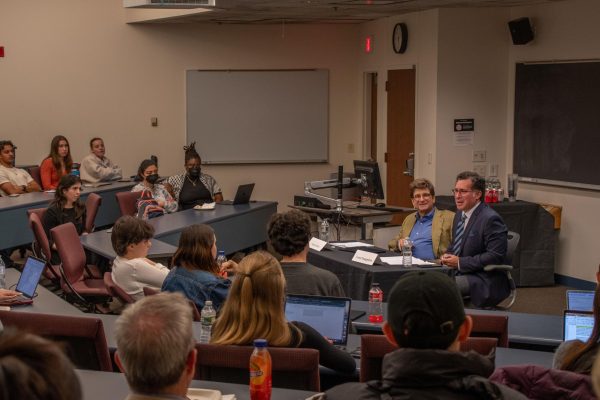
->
xmin=451 ymin=189 xmax=474 ymax=195
xmin=412 ymin=193 xmax=432 ymax=200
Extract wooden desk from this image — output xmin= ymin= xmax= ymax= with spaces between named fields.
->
xmin=0 ymin=181 xmax=135 ymax=249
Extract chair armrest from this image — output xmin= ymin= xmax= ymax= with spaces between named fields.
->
xmin=484 ymin=264 xmax=513 ymax=272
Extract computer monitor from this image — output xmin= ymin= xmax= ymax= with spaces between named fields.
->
xmin=353 ymin=160 xmax=384 ymax=200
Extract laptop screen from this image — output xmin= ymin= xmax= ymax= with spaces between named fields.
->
xmin=566 ymin=290 xmax=594 ymax=312
xmin=563 ymin=310 xmax=594 ymax=341
xmin=285 ymin=295 xmax=351 ymax=345
xmin=16 ymin=256 xmax=46 ymax=298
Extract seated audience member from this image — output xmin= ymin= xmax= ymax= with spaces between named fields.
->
xmin=0 ymin=140 xmax=41 ymax=195
xmin=40 ymin=135 xmax=73 ymax=190
xmin=80 ymin=137 xmax=122 ymax=183
xmin=267 ymin=210 xmax=345 ymax=297
xmin=388 ymin=178 xmax=454 ymax=260
xmin=43 ymin=175 xmax=87 ymax=264
xmin=166 ymin=142 xmax=223 ymax=210
xmin=323 ymin=271 xmax=526 ymax=399
xmin=211 ymin=251 xmax=355 ymax=374
xmin=441 ymin=171 xmax=509 ymax=308
xmin=554 ymin=284 xmax=600 ymax=374
xmin=162 ymin=224 xmax=237 ymax=311
xmin=0 ymin=329 xmax=82 ymax=400
xmin=114 ymin=292 xmax=197 ymax=399
xmin=111 ymin=215 xmax=168 ymax=301
xmin=132 ymin=159 xmax=177 ymax=215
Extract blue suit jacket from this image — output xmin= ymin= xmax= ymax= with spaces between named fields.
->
xmin=452 ymin=203 xmax=510 ymax=307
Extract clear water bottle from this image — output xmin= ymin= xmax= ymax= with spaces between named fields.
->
xmin=216 ymin=250 xmax=227 ymax=277
xmin=402 ymin=238 xmax=413 ymax=267
xmin=319 ymin=218 xmax=330 ymax=242
xmin=71 ymin=162 xmax=80 ymax=177
xmin=199 ymin=300 xmax=216 ymax=343
xmin=0 ymin=256 xmax=6 ymax=289
xmin=368 ymin=283 xmax=383 ymax=323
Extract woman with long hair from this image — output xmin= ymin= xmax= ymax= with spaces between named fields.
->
xmin=162 ymin=224 xmax=234 ymax=310
xmin=42 ymin=174 xmax=86 ymax=264
xmin=165 ymin=142 xmax=223 ymax=210
xmin=554 ymin=283 xmax=600 ymax=373
xmin=40 ymin=135 xmax=73 ymax=190
xmin=132 ymin=159 xmax=177 ymax=216
xmin=211 ymin=251 xmax=356 ymax=374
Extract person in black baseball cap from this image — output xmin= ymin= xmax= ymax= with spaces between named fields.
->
xmin=323 ymin=271 xmax=527 ymax=400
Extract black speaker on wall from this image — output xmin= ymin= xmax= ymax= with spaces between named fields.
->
xmin=509 ymin=17 xmax=534 ymax=45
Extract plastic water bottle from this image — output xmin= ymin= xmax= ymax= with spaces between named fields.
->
xmin=216 ymin=251 xmax=227 ymax=277
xmin=199 ymin=300 xmax=216 ymax=343
xmin=402 ymin=238 xmax=413 ymax=267
xmin=0 ymin=257 xmax=6 ymax=289
xmin=319 ymin=218 xmax=330 ymax=242
xmin=368 ymin=283 xmax=383 ymax=323
xmin=250 ymin=339 xmax=272 ymax=400
xmin=71 ymin=162 xmax=80 ymax=177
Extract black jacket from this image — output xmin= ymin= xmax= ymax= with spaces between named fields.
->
xmin=324 ymin=348 xmax=527 ymax=400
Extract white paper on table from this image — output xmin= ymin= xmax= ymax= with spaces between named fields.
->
xmin=309 ymin=237 xmax=327 ymax=251
xmin=380 ymin=256 xmax=435 ymax=266
xmin=331 ymin=241 xmax=374 ymax=248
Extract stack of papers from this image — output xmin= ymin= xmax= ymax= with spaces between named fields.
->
xmin=187 ymin=388 xmax=236 ymax=400
xmin=331 ymin=242 xmax=374 ymax=248
xmin=380 ymin=256 xmax=435 ymax=266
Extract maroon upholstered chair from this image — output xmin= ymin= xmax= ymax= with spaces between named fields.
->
xmin=115 ymin=191 xmax=141 ymax=217
xmin=50 ymin=223 xmax=109 ymax=306
xmin=103 ymin=272 xmax=135 ymax=305
xmin=0 ymin=310 xmax=112 ymax=372
xmin=26 ymin=166 xmax=42 ymax=188
xmin=143 ymin=287 xmax=201 ymax=321
xmin=468 ymin=313 xmax=509 ymax=347
xmin=84 ymin=192 xmax=102 ymax=233
xmin=195 ymin=343 xmax=320 ymax=391
xmin=27 ymin=208 xmax=61 ymax=283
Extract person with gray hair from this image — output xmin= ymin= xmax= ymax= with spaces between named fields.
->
xmin=114 ymin=292 xmax=197 ymax=399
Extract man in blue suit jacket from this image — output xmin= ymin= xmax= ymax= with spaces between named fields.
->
xmin=441 ymin=171 xmax=510 ymax=307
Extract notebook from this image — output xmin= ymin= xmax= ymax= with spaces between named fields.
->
xmin=220 ymin=183 xmax=255 ymax=205
xmin=563 ymin=310 xmax=594 ymax=341
xmin=285 ymin=294 xmax=351 ymax=346
xmin=566 ymin=290 xmax=594 ymax=312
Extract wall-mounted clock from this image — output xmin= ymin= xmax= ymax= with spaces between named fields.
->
xmin=392 ymin=22 xmax=408 ymax=54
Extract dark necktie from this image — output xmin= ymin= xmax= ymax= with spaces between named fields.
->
xmin=452 ymin=213 xmax=467 ymax=255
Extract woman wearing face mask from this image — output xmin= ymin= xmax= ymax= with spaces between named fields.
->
xmin=132 ymin=159 xmax=177 ymax=214
xmin=40 ymin=135 xmax=73 ymax=190
xmin=165 ymin=142 xmax=223 ymax=211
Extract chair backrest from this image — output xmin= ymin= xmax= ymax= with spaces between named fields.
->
xmin=143 ymin=287 xmax=201 ymax=321
xmin=195 ymin=343 xmax=320 ymax=391
xmin=50 ymin=222 xmax=87 ymax=284
xmin=27 ymin=166 xmax=42 ymax=188
xmin=84 ymin=193 xmax=102 ymax=233
xmin=0 ymin=310 xmax=112 ymax=372
xmin=115 ymin=191 xmax=141 ymax=217
xmin=360 ymin=334 xmax=500 ymax=382
xmin=103 ymin=272 xmax=135 ymax=304
xmin=468 ymin=313 xmax=509 ymax=347
xmin=506 ymin=231 xmax=521 ymax=265
xmin=27 ymin=208 xmax=51 ymax=261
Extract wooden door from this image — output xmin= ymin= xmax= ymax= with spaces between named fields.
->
xmin=386 ymin=68 xmax=416 ymax=224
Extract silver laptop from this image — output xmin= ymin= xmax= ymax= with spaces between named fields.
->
xmin=563 ymin=310 xmax=594 ymax=341
xmin=220 ymin=183 xmax=255 ymax=205
xmin=566 ymin=290 xmax=594 ymax=312
xmin=285 ymin=294 xmax=352 ymax=347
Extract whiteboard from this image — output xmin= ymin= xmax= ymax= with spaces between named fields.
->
xmin=186 ymin=69 xmax=329 ymax=164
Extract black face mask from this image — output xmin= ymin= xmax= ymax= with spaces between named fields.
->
xmin=188 ymin=167 xmax=200 ymax=179
xmin=146 ymin=174 xmax=159 ymax=184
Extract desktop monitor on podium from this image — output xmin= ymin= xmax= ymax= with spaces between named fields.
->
xmin=353 ymin=160 xmax=384 ymax=200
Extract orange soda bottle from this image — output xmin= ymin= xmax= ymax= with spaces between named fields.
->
xmin=249 ymin=339 xmax=272 ymax=400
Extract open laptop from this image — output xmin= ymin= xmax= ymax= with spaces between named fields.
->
xmin=2 ymin=256 xmax=46 ymax=305
xmin=285 ymin=294 xmax=354 ymax=351
xmin=563 ymin=310 xmax=594 ymax=341
xmin=566 ymin=290 xmax=594 ymax=312
xmin=220 ymin=183 xmax=255 ymax=205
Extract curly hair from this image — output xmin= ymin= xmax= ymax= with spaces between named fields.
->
xmin=267 ymin=210 xmax=311 ymax=257
xmin=183 ymin=142 xmax=201 ymax=164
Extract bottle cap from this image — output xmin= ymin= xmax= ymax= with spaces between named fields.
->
xmin=254 ymin=339 xmax=268 ymax=348
xmin=371 ymin=282 xmax=380 ymax=287
xmin=205 ymin=300 xmax=213 ymax=306
xmin=218 ymin=250 xmax=225 ymax=255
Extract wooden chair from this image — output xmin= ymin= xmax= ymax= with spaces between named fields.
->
xmin=84 ymin=192 xmax=102 ymax=233
xmin=0 ymin=310 xmax=112 ymax=372
xmin=27 ymin=208 xmax=61 ymax=283
xmin=468 ymin=313 xmax=509 ymax=347
xmin=115 ymin=191 xmax=141 ymax=217
xmin=195 ymin=343 xmax=320 ymax=391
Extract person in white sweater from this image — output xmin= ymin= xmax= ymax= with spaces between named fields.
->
xmin=110 ymin=215 xmax=168 ymax=301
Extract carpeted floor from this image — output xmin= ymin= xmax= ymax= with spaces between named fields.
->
xmin=509 ymin=285 xmax=574 ymax=316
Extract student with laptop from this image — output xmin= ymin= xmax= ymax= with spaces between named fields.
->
xmin=165 ymin=142 xmax=223 ymax=210
xmin=268 ymin=210 xmax=345 ymax=297
xmin=211 ymin=251 xmax=355 ymax=374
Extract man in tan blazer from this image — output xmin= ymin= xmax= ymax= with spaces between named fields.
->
xmin=389 ymin=178 xmax=454 ymax=260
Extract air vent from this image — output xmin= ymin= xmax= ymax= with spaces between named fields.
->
xmin=123 ymin=0 xmax=215 ymax=8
